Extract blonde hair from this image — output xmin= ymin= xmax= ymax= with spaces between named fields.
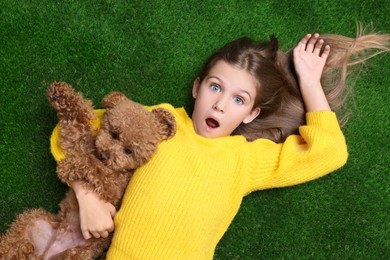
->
xmin=198 ymin=24 xmax=389 ymax=142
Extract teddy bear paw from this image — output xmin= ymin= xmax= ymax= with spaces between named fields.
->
xmin=46 ymin=81 xmax=75 ymax=109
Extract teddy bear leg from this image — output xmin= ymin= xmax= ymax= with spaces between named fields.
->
xmin=37 ymin=189 xmax=92 ymax=259
xmin=42 ymin=216 xmax=110 ymax=259
xmin=47 ymin=236 xmax=111 ymax=260
xmin=37 ymin=190 xmax=111 ymax=259
xmin=0 ymin=208 xmax=58 ymax=259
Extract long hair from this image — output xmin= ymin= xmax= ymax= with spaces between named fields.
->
xmin=197 ymin=24 xmax=389 ymax=142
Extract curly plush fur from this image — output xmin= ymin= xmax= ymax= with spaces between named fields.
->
xmin=0 ymin=82 xmax=176 ymax=259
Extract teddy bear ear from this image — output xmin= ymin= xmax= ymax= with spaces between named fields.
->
xmin=152 ymin=108 xmax=177 ymax=140
xmin=101 ymin=92 xmax=128 ymax=108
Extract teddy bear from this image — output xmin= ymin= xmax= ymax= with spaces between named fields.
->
xmin=0 ymin=81 xmax=176 ymax=259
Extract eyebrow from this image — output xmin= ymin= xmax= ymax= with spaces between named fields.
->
xmin=207 ymin=76 xmax=253 ymax=99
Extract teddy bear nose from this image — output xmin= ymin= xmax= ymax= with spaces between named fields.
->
xmin=100 ymin=152 xmax=109 ymax=161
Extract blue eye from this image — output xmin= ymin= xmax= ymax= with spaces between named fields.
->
xmin=234 ymin=96 xmax=244 ymax=105
xmin=210 ymin=84 xmax=221 ymax=92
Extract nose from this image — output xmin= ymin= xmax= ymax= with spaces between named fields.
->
xmin=212 ymin=98 xmax=227 ymax=113
xmin=100 ymin=151 xmax=109 ymax=161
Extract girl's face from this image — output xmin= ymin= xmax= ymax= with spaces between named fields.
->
xmin=192 ymin=60 xmax=260 ymax=138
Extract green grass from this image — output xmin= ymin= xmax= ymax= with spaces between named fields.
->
xmin=1 ymin=0 xmax=389 ymax=258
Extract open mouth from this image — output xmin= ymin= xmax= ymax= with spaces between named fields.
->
xmin=206 ymin=118 xmax=219 ymax=129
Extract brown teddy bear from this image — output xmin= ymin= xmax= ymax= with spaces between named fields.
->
xmin=0 ymin=82 xmax=176 ymax=259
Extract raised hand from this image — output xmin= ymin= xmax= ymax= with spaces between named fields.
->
xmin=293 ymin=33 xmax=330 ymax=85
xmin=293 ymin=33 xmax=331 ymax=112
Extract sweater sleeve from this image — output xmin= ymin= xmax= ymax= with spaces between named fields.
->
xmin=245 ymin=111 xmax=348 ymax=194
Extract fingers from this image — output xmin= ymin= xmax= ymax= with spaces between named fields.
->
xmin=299 ymin=33 xmax=312 ymax=46
xmin=321 ymin=44 xmax=331 ymax=58
xmin=107 ymin=224 xmax=115 ymax=233
xmin=294 ymin=33 xmax=311 ymax=53
xmin=313 ymin=39 xmax=324 ymax=55
xmin=306 ymin=33 xmax=319 ymax=52
xmin=82 ymin=229 xmax=92 ymax=240
xmin=91 ymin=231 xmax=101 ymax=239
xmin=109 ymin=204 xmax=117 ymax=218
xmin=297 ymin=33 xmax=330 ymax=57
xmin=100 ymin=230 xmax=110 ymax=238
xmin=89 ymin=229 xmax=111 ymax=239
xmin=81 ymin=220 xmax=115 ymax=240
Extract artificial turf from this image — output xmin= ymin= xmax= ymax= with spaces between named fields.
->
xmin=0 ymin=0 xmax=389 ymax=258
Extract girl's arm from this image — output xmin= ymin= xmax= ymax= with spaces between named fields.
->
xmin=293 ymin=33 xmax=331 ymax=112
xmin=246 ymin=34 xmax=347 ymax=193
xmin=72 ymin=181 xmax=116 ymax=239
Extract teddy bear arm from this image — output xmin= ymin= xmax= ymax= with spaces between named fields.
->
xmin=58 ymin=124 xmax=95 ymax=155
xmin=57 ymin=156 xmax=121 ymax=203
xmin=56 ymin=155 xmax=98 ymax=184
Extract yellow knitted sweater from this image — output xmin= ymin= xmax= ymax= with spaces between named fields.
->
xmin=51 ymin=103 xmax=348 ymax=259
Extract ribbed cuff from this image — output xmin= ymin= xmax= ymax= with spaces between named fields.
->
xmin=306 ymin=111 xmax=339 ymax=129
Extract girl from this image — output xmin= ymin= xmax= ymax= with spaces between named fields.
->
xmin=55 ymin=28 xmax=389 ymax=258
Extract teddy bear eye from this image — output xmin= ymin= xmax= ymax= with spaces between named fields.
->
xmin=124 ymin=147 xmax=132 ymax=154
xmin=111 ymin=132 xmax=119 ymax=140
